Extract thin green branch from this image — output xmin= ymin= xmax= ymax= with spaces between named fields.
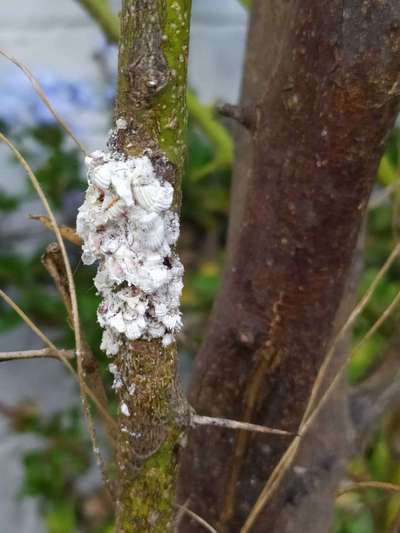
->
xmin=77 ymin=0 xmax=120 ymax=42
xmin=76 ymin=0 xmax=233 ymax=179
xmin=188 ymin=91 xmax=234 ymax=180
xmin=337 ymin=481 xmax=400 ymax=498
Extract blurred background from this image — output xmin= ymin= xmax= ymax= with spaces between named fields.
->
xmin=0 ymin=1 xmax=399 ymax=532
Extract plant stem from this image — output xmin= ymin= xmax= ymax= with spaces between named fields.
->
xmin=0 ymin=348 xmax=74 ymax=362
xmin=78 ymin=0 xmax=120 ymax=42
xmin=111 ymin=2 xmax=192 ymax=531
xmin=188 ymin=91 xmax=233 ymax=180
xmin=76 ymin=0 xmax=232 ymax=178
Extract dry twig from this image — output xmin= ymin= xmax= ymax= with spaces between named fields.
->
xmin=0 ymin=134 xmax=115 ymax=498
xmin=191 ymin=415 xmax=293 ymax=437
xmin=0 ymin=288 xmax=114 ymax=428
xmin=30 ymin=215 xmax=82 ymax=246
xmin=337 ymin=481 xmax=400 ymax=498
xmin=176 ymin=504 xmax=219 ymax=533
xmin=0 ymin=348 xmax=74 ymax=362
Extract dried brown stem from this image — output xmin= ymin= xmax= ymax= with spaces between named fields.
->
xmin=30 ymin=215 xmax=82 ymax=246
xmin=0 ymin=49 xmax=87 ymax=155
xmin=191 ymin=415 xmax=293 ymax=437
xmin=336 ymin=481 xmax=400 ymax=498
xmin=175 ymin=505 xmax=218 ymax=533
xmin=0 ymin=288 xmax=115 ymax=430
xmin=41 ymin=243 xmax=114 ymax=442
xmin=0 ymin=133 xmax=116 ymax=496
xmin=0 ymin=348 xmax=74 ymax=362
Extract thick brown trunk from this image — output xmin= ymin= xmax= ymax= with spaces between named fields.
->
xmin=178 ymin=1 xmax=400 ymax=531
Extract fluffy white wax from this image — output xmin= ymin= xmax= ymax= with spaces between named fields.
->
xmin=77 ymin=151 xmax=183 ymax=365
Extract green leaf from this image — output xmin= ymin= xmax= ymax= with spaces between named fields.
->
xmin=45 ymin=501 xmax=77 ymax=533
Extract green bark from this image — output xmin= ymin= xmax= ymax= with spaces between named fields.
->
xmin=111 ymin=2 xmax=192 ymax=531
xmin=114 ymin=0 xmax=191 ymax=171
xmin=115 ymin=341 xmax=185 ymax=532
xmin=77 ymin=0 xmax=233 ymax=180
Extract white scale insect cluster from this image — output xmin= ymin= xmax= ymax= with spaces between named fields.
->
xmin=76 ymin=150 xmax=183 ymax=363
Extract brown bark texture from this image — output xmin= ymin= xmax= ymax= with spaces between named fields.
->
xmin=178 ymin=1 xmax=400 ymax=531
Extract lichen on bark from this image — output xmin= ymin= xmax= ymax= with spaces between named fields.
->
xmin=114 ymin=0 xmax=191 ymax=179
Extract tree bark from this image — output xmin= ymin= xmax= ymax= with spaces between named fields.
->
xmin=111 ymin=1 xmax=191 ymax=531
xmin=178 ymin=2 xmax=400 ymax=531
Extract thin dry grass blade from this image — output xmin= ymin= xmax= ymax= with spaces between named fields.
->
xmin=337 ymin=481 xmax=400 ymax=497
xmin=176 ymin=504 xmax=219 ymax=533
xmin=0 ymin=288 xmax=115 ymax=430
xmin=191 ymin=414 xmax=293 ymax=436
xmin=242 ymin=241 xmax=400 ymax=532
xmin=0 ymin=348 xmax=74 ymax=362
xmin=306 ymin=241 xmax=400 ymax=420
xmin=300 ymin=284 xmax=400 ymax=442
xmin=0 ymin=133 xmax=116 ymax=500
xmin=0 ymin=133 xmax=82 ymax=350
xmin=0 ymin=49 xmax=87 ymax=155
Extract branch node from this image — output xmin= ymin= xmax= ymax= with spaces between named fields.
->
xmin=218 ymin=103 xmax=255 ymax=131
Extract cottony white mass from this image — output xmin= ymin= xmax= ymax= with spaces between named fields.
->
xmin=76 ymin=150 xmax=183 ymax=361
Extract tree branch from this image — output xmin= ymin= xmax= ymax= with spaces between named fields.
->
xmin=99 ymin=1 xmax=193 ymax=531
xmin=175 ymin=505 xmax=218 ymax=533
xmin=188 ymin=91 xmax=233 ymax=180
xmin=0 ymin=288 xmax=115 ymax=430
xmin=75 ymin=0 xmax=233 ymax=179
xmin=178 ymin=1 xmax=400 ymax=531
xmin=191 ymin=414 xmax=293 ymax=436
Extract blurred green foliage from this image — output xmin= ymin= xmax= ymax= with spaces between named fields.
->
xmin=349 ymin=128 xmax=400 ymax=385
xmin=1 ymin=90 xmax=400 ymax=531
xmin=14 ymin=406 xmax=113 ymax=532
xmin=29 ymin=125 xmax=82 ymax=207
xmin=19 ymin=408 xmax=89 ymax=532
xmin=0 ymin=108 xmax=231 ymax=531
xmin=335 ymin=127 xmax=400 ymax=533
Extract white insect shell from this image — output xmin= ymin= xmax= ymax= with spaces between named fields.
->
xmin=76 ymin=150 xmax=184 ymax=373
